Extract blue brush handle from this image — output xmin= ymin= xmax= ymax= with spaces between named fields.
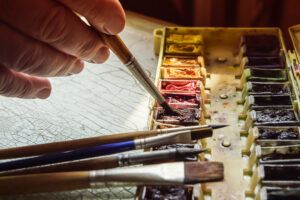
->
xmin=0 ymin=140 xmax=135 ymax=171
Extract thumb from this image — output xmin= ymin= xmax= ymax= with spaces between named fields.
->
xmin=0 ymin=66 xmax=51 ymax=99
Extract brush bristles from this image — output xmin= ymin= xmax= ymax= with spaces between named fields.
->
xmin=184 ymin=162 xmax=224 ymax=184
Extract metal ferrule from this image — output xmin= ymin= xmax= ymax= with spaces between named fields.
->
xmin=123 ymin=149 xmax=176 ymax=166
xmin=89 ymin=162 xmax=185 ymax=188
xmin=125 ymin=57 xmax=165 ymax=104
xmin=133 ymin=130 xmax=192 ymax=149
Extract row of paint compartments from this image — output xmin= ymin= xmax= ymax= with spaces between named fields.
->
xmin=152 ymin=29 xmax=209 ymax=129
xmin=236 ymin=35 xmax=300 ymax=200
xmin=141 ymin=30 xmax=210 ymax=200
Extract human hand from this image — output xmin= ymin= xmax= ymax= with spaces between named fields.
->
xmin=0 ymin=0 xmax=125 ymax=99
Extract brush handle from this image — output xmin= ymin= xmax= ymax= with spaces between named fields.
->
xmin=0 ymin=130 xmax=157 ymax=159
xmin=101 ymin=34 xmax=132 ymax=64
xmin=0 ymin=156 xmax=119 ymax=176
xmin=0 ymin=141 xmax=135 ymax=171
xmin=0 ymin=171 xmax=90 ymax=195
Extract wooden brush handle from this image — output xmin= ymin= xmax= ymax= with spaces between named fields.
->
xmin=0 ymin=156 xmax=118 ymax=176
xmin=100 ymin=34 xmax=133 ymax=64
xmin=0 ymin=130 xmax=157 ymax=159
xmin=0 ymin=171 xmax=90 ymax=195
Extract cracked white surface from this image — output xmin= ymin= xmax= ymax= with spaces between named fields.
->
xmin=0 ymin=26 xmax=157 ymax=200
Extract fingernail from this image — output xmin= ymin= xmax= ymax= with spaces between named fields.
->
xmin=36 ymin=88 xmax=51 ymax=99
xmin=71 ymin=59 xmax=84 ymax=74
xmin=103 ymin=15 xmax=125 ymax=35
xmin=91 ymin=47 xmax=110 ymax=63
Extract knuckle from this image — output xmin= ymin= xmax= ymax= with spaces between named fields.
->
xmin=77 ymin=39 xmax=102 ymax=59
xmin=88 ymin=0 xmax=121 ymax=22
xmin=0 ymin=68 xmax=14 ymax=95
xmin=16 ymin=44 xmax=45 ymax=75
xmin=38 ymin=6 xmax=69 ymax=44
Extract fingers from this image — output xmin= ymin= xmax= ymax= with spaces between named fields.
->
xmin=59 ymin=0 xmax=126 ymax=34
xmin=0 ymin=22 xmax=84 ymax=77
xmin=0 ymin=0 xmax=109 ymax=63
xmin=0 ymin=66 xmax=51 ymax=99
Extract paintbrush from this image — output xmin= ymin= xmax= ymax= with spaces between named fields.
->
xmin=0 ymin=148 xmax=205 ymax=176
xmin=0 ymin=161 xmax=224 ymax=195
xmin=0 ymin=129 xmax=210 ymax=171
xmin=99 ymin=33 xmax=180 ymax=115
xmin=0 ymin=124 xmax=227 ymax=159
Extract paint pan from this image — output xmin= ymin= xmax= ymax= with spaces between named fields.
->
xmin=243 ymin=108 xmax=299 ymax=132
xmin=259 ymin=187 xmax=300 ymax=200
xmin=162 ymin=56 xmax=204 ymax=68
xmin=257 ymin=145 xmax=300 ymax=164
xmin=241 ymin=82 xmax=290 ymax=100
xmin=256 ymin=126 xmax=300 ymax=140
xmin=242 ymin=95 xmax=293 ymax=115
xmin=261 ymin=164 xmax=300 ymax=182
xmin=154 ymin=107 xmax=201 ymax=125
xmin=240 ymin=82 xmax=290 ymax=102
xmin=166 ymin=33 xmax=203 ymax=44
xmin=161 ymin=67 xmax=203 ymax=80
xmin=240 ymin=35 xmax=280 ymax=57
xmin=245 ymin=56 xmax=285 ymax=69
xmin=238 ymin=56 xmax=285 ymax=76
xmin=165 ymin=44 xmax=203 ymax=55
xmin=138 ymin=185 xmax=199 ymax=200
xmin=243 ymin=126 xmax=300 ymax=152
xmin=247 ymin=144 xmax=300 ymax=172
xmin=241 ymin=69 xmax=287 ymax=86
xmin=244 ymin=126 xmax=300 ymax=153
xmin=248 ymin=164 xmax=300 ymax=193
xmin=249 ymin=164 xmax=300 ymax=194
xmin=162 ymin=93 xmax=200 ymax=108
xmin=159 ymin=80 xmax=202 ymax=94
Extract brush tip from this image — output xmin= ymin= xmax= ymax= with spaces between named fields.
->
xmin=210 ymin=124 xmax=229 ymax=129
xmin=184 ymin=162 xmax=224 ymax=184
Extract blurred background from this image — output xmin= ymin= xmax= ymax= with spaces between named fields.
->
xmin=120 ymin=0 xmax=300 ymax=48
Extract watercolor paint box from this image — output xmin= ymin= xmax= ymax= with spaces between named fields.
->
xmin=241 ymin=82 xmax=290 ymax=102
xmin=144 ymin=26 xmax=300 ymax=200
